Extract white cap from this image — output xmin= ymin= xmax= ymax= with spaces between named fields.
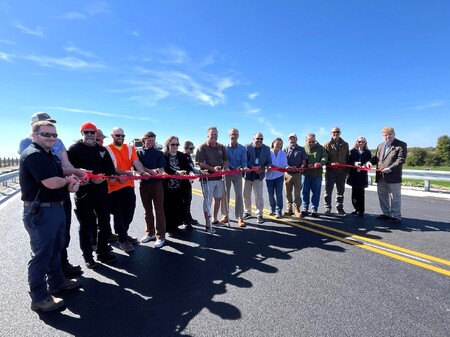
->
xmin=288 ymin=133 xmax=297 ymax=139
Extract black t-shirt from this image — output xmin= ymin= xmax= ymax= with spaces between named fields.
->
xmin=20 ymin=142 xmax=65 ymax=202
xmin=67 ymin=141 xmax=115 ymax=194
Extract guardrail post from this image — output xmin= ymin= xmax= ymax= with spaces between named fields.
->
xmin=424 ymin=180 xmax=430 ymax=192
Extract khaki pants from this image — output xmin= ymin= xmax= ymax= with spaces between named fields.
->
xmin=284 ymin=172 xmax=302 ymax=211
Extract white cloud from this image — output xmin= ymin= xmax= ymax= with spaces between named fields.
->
xmin=49 ymin=106 xmax=156 ymax=121
xmin=87 ymin=1 xmax=111 ymax=16
xmin=243 ymin=102 xmax=260 ymax=114
xmin=25 ymin=55 xmax=104 ymax=69
xmin=414 ymin=100 xmax=445 ymax=110
xmin=0 ymin=52 xmax=13 ymax=62
xmin=248 ymin=92 xmax=259 ymax=100
xmin=64 ymin=44 xmax=97 ymax=58
xmin=125 ymin=69 xmax=236 ymax=107
xmin=57 ymin=12 xmax=87 ymax=20
xmin=131 ymin=31 xmax=140 ymax=37
xmin=14 ymin=23 xmax=45 ymax=38
xmin=158 ymin=45 xmax=189 ymax=64
xmin=0 ymin=39 xmax=15 ymax=45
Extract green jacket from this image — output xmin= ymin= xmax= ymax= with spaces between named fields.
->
xmin=304 ymin=143 xmax=328 ymax=177
xmin=324 ymin=137 xmax=350 ymax=173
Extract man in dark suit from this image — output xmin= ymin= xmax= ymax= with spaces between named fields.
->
xmin=368 ymin=126 xmax=407 ymax=223
xmin=243 ymin=132 xmax=272 ymax=224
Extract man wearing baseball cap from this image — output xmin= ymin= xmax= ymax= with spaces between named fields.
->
xmin=18 ymin=112 xmax=87 ymax=278
xmin=283 ymin=133 xmax=307 ymax=217
xmin=95 ymin=129 xmax=107 ymax=146
xmin=67 ymin=122 xmax=117 ymax=267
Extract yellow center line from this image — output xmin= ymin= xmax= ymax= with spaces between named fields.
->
xmin=192 ymin=188 xmax=450 ymax=276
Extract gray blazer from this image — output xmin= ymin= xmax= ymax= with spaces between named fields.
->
xmin=371 ymin=138 xmax=407 ymax=184
xmin=245 ymin=143 xmax=272 ymax=181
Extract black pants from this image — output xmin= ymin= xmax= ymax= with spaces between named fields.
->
xmin=74 ymin=186 xmax=111 ymax=258
xmin=109 ymin=187 xmax=136 ymax=243
xmin=181 ymin=182 xmax=193 ymax=224
xmin=351 ymin=187 xmax=365 ymax=214
xmin=60 ymin=191 xmax=72 ymax=266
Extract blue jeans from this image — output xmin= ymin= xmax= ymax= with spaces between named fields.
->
xmin=266 ymin=176 xmax=284 ymax=214
xmin=302 ymin=176 xmax=322 ymax=212
xmin=23 ymin=205 xmax=66 ymax=302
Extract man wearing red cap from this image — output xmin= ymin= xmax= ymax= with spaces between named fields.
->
xmin=67 ymin=122 xmax=117 ymax=267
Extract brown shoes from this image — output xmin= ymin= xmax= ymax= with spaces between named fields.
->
xmin=237 ymin=218 xmax=246 ymax=227
xmin=219 ymin=215 xmax=229 ymax=224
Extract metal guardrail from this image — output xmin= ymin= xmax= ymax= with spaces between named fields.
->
xmin=0 ymin=168 xmax=449 ymax=192
xmin=368 ymin=169 xmax=450 ymax=191
xmin=0 ymin=170 xmax=19 ymax=186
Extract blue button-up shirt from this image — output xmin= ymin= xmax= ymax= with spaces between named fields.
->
xmin=226 ymin=143 xmax=247 ymax=169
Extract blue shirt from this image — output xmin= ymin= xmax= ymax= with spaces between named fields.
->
xmin=137 ymin=146 xmax=165 ymax=184
xmin=226 ymin=143 xmax=247 ymax=170
xmin=284 ymin=144 xmax=307 ymax=167
xmin=19 ymin=137 xmax=66 ymax=159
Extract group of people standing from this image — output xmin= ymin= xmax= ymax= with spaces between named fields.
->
xmin=18 ymin=112 xmax=407 ymax=312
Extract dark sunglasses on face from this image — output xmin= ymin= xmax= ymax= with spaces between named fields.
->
xmin=256 ymin=138 xmax=263 ymax=141
xmin=170 ymin=143 xmax=179 ymax=146
xmin=357 ymin=140 xmax=365 ymax=143
xmin=83 ymin=130 xmax=96 ymax=135
xmin=37 ymin=132 xmax=58 ymax=138
xmin=114 ymin=134 xmax=125 ymax=138
xmin=188 ymin=147 xmax=195 ymax=150
xmin=332 ymin=131 xmax=341 ymax=134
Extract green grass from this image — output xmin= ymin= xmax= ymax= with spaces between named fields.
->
xmin=403 ymin=166 xmax=450 ymax=189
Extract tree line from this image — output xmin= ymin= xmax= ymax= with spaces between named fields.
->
xmin=398 ymin=135 xmax=450 ymax=167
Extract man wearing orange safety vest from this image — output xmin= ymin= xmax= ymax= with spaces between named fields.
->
xmin=106 ymin=127 xmax=148 ymax=253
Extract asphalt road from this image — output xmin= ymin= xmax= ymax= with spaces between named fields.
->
xmin=0 ymin=181 xmax=449 ymax=337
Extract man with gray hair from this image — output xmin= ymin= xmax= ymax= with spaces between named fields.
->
xmin=243 ymin=132 xmax=272 ymax=224
xmin=195 ymin=126 xmax=229 ymax=233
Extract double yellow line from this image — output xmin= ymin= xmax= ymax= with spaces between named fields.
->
xmin=193 ymin=188 xmax=450 ymax=277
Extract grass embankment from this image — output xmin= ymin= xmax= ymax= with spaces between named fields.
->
xmin=403 ymin=167 xmax=450 ymax=190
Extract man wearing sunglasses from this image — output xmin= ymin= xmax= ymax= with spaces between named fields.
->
xmin=243 ymin=132 xmax=272 ymax=224
xmin=106 ymin=127 xmax=148 ymax=252
xmin=67 ymin=122 xmax=117 ymax=268
xmin=323 ymin=127 xmax=350 ymax=215
xmin=19 ymin=112 xmax=85 ymax=279
xmin=20 ymin=121 xmax=81 ymax=312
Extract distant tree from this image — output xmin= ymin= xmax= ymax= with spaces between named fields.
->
xmin=434 ymin=135 xmax=450 ymax=166
xmin=406 ymin=147 xmax=428 ymax=167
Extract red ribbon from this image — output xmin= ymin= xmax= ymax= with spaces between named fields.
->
xmin=80 ymin=163 xmax=379 ymax=183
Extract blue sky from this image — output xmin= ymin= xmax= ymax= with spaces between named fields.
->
xmin=1 ymin=0 xmax=449 ymax=158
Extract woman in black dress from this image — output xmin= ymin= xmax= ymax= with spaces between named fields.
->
xmin=347 ymin=136 xmax=372 ymax=216
xmin=163 ymin=136 xmax=194 ymax=236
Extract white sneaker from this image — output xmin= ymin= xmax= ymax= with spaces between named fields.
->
xmin=154 ymin=239 xmax=165 ymax=248
xmin=141 ymin=235 xmax=156 ymax=243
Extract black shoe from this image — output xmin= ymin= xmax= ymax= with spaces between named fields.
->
xmin=190 ymin=219 xmax=199 ymax=225
xmin=311 ymin=211 xmax=319 ymax=218
xmin=324 ymin=209 xmax=331 ymax=215
xmin=337 ymin=209 xmax=346 ymax=215
xmin=300 ymin=210 xmax=308 ymax=218
xmin=388 ymin=217 xmax=401 ymax=224
xmin=108 ymin=233 xmax=119 ymax=242
xmin=85 ymin=259 xmax=99 ymax=269
xmin=184 ymin=224 xmax=194 ymax=230
xmin=97 ymin=253 xmax=117 ymax=264
xmin=350 ymin=211 xmax=358 ymax=215
xmin=63 ymin=263 xmax=83 ymax=278
xmin=358 ymin=212 xmax=364 ymax=217
xmin=376 ymin=214 xmax=391 ymax=220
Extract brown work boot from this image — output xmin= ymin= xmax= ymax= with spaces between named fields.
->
xmin=219 ymin=215 xmax=229 ymax=224
xmin=293 ymin=209 xmax=301 ymax=217
xmin=237 ymin=218 xmax=246 ymax=227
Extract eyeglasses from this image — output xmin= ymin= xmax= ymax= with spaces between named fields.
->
xmin=332 ymin=131 xmax=341 ymax=134
xmin=357 ymin=140 xmax=365 ymax=143
xmin=83 ymin=130 xmax=96 ymax=135
xmin=37 ymin=132 xmax=58 ymax=138
xmin=170 ymin=143 xmax=179 ymax=146
xmin=114 ymin=134 xmax=125 ymax=138
xmin=307 ymin=141 xmax=315 ymax=144
xmin=256 ymin=138 xmax=263 ymax=141
xmin=188 ymin=147 xmax=195 ymax=150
